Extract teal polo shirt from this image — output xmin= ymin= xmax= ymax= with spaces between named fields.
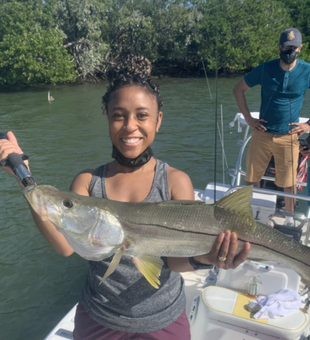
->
xmin=244 ymin=59 xmax=310 ymax=134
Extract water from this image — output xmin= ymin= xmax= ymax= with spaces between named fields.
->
xmin=0 ymin=77 xmax=310 ymax=339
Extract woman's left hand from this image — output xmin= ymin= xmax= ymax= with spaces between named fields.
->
xmin=194 ymin=231 xmax=251 ymax=270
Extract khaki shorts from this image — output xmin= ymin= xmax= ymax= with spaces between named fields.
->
xmin=245 ymin=130 xmax=299 ymax=188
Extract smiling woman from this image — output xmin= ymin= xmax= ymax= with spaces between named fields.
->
xmin=107 ymin=86 xmax=163 ymax=163
xmin=70 ymin=55 xmax=249 ymax=339
xmin=102 ymin=54 xmax=163 ymax=168
xmin=0 ymin=54 xmax=250 ymax=340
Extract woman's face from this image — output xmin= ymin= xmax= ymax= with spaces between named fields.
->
xmin=107 ymin=85 xmax=163 ymax=159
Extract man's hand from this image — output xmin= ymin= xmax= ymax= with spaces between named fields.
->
xmin=245 ymin=116 xmax=267 ymax=131
xmin=289 ymin=122 xmax=310 ymax=135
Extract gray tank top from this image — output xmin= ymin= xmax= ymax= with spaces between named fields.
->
xmin=80 ymin=159 xmax=186 ymax=332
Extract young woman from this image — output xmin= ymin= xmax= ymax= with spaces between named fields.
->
xmin=0 ymin=55 xmax=250 ymax=340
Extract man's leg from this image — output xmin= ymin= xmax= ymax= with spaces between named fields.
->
xmin=245 ymin=130 xmax=273 ymax=186
xmin=273 ymin=134 xmax=299 ymax=214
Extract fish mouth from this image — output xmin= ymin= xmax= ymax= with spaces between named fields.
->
xmin=23 ymin=185 xmax=53 ymax=221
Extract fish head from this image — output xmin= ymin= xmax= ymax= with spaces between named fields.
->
xmin=23 ymin=185 xmax=124 ymax=260
xmin=23 ymin=185 xmax=98 ymax=233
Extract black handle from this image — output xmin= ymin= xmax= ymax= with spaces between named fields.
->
xmin=0 ymin=132 xmax=36 ymax=187
xmin=0 ymin=132 xmax=8 ymax=140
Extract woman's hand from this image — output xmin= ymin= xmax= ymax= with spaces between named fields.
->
xmin=0 ymin=131 xmax=29 ymax=178
xmin=194 ymin=231 xmax=251 ymax=270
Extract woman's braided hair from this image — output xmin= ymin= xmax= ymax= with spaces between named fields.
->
xmin=102 ymin=54 xmax=163 ymax=114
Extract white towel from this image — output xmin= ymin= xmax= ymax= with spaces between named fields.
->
xmin=253 ymin=289 xmax=301 ymax=319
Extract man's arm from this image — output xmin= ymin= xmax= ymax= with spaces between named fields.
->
xmin=233 ymin=78 xmax=267 ymax=131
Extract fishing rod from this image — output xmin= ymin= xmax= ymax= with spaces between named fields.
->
xmin=201 ymin=58 xmax=230 ymax=196
xmin=0 ymin=132 xmax=36 ymax=187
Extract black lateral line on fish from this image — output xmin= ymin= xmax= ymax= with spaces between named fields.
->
xmin=237 ymin=237 xmax=310 ymax=268
xmin=130 ymin=221 xmax=310 ymax=269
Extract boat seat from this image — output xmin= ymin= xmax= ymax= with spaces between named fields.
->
xmin=198 ymin=286 xmax=308 ymax=340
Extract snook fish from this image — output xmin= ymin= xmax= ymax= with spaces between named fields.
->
xmin=23 ymin=185 xmax=310 ymax=289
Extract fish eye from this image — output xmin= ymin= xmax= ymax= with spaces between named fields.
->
xmin=63 ymin=199 xmax=74 ymax=209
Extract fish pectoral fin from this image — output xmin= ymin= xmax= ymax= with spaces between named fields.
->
xmin=132 ymin=255 xmax=163 ymax=289
xmin=99 ymin=248 xmax=124 ymax=284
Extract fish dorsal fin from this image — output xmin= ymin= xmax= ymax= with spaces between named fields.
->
xmin=131 ymin=255 xmax=163 ymax=289
xmin=215 ymin=186 xmax=254 ymax=221
xmin=99 ymin=248 xmax=124 ymax=284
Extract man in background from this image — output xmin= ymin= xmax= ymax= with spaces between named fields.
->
xmin=233 ymin=28 xmax=310 ymax=223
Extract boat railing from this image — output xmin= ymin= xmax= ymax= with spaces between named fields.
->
xmin=226 ymin=186 xmax=310 ymax=204
xmin=229 ymin=168 xmax=308 ymax=188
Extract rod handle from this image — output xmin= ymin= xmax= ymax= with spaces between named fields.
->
xmin=0 ymin=132 xmax=36 ymax=186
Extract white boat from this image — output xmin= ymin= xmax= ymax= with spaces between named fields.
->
xmin=45 ymin=113 xmax=310 ymax=340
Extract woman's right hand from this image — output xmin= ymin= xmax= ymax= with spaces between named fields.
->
xmin=0 ymin=131 xmax=29 ymax=178
xmin=0 ymin=132 xmax=75 ymax=256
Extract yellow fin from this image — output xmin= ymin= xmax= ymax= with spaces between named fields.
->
xmin=215 ymin=186 xmax=255 ymax=224
xmin=132 ymin=255 xmax=163 ymax=289
xmin=100 ymin=248 xmax=124 ymax=284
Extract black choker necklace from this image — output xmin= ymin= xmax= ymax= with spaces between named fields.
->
xmin=112 ymin=145 xmax=154 ymax=168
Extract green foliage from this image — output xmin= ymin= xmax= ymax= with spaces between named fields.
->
xmin=0 ymin=0 xmax=77 ymax=85
xmin=106 ymin=5 xmax=158 ymax=61
xmin=101 ymin=0 xmax=296 ymax=75
xmin=53 ymin=0 xmax=110 ymax=81
xmin=195 ymin=0 xmax=292 ymax=73
xmin=0 ymin=29 xmax=77 ymax=85
xmin=104 ymin=0 xmax=203 ymax=75
xmin=150 ymin=1 xmax=200 ymax=60
xmin=1 ymin=0 xmax=310 ymax=84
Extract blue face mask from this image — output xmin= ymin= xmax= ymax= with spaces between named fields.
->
xmin=280 ymin=49 xmax=299 ymax=65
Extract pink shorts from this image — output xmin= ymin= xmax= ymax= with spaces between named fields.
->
xmin=73 ymin=303 xmax=191 ymax=340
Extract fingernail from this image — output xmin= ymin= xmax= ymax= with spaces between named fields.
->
xmin=218 ymin=232 xmax=225 ymax=241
